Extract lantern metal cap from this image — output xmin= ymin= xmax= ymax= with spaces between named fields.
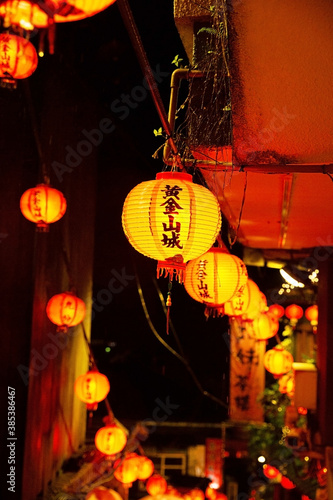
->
xmin=156 ymin=171 xmax=192 ymax=182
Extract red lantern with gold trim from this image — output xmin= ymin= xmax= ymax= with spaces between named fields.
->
xmin=114 ymin=453 xmax=140 ymax=484
xmin=280 ymin=476 xmax=296 ymax=489
xmin=285 ymin=304 xmax=303 ymax=325
xmin=268 ymin=304 xmax=284 ymax=319
xmin=264 ymin=345 xmax=294 ymax=378
xmin=184 ymin=247 xmax=248 ymax=317
xmin=263 ymin=464 xmax=280 ymax=479
xmin=20 ymin=183 xmax=67 ymax=231
xmin=305 ymin=305 xmax=318 ymax=332
xmin=74 ymin=370 xmax=110 ymax=410
xmin=0 ymin=33 xmax=38 ymax=86
xmin=46 ymin=291 xmax=86 ymax=332
xmin=95 ymin=424 xmax=127 ymax=456
xmin=251 ymin=312 xmax=279 ymax=341
xmin=146 ymin=474 xmax=167 ymax=496
xmin=122 ymin=172 xmax=221 ymax=282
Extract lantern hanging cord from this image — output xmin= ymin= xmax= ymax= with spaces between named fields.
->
xmin=22 ymin=80 xmax=49 ymax=184
xmin=81 ymin=322 xmax=115 ymax=422
xmin=116 ymin=0 xmax=183 ymax=170
xmin=134 ymin=267 xmax=228 ymax=409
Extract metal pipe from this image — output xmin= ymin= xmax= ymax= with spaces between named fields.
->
xmin=117 ymin=0 xmax=182 ymax=168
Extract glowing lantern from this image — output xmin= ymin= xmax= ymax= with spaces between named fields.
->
xmin=46 ymin=292 xmax=86 ymax=332
xmin=187 ymin=489 xmax=205 ymax=500
xmin=122 ymin=171 xmax=221 ymax=282
xmin=0 ymin=33 xmax=38 ymax=86
xmin=298 ymin=406 xmax=308 ymax=416
xmin=95 ymin=424 xmax=127 ymax=456
xmin=184 ymin=247 xmax=248 ymax=317
xmin=136 ymin=455 xmax=154 ymax=480
xmin=264 ymin=345 xmax=294 ymax=377
xmin=278 ymin=373 xmax=295 ymax=396
xmin=251 ymin=311 xmax=279 ymax=340
xmin=20 ymin=183 xmax=67 ymax=231
xmin=285 ymin=304 xmax=303 ymax=325
xmin=205 ymin=487 xmax=217 ymax=500
xmin=224 ymin=279 xmax=265 ymax=321
xmin=305 ymin=305 xmax=318 ymax=332
xmin=146 ymin=474 xmax=167 ymax=496
xmin=268 ymin=304 xmax=284 ymax=319
xmin=280 ymin=476 xmax=296 ymax=489
xmin=74 ymin=370 xmax=110 ymax=410
xmin=86 ymin=487 xmax=123 ymax=500
xmin=114 ymin=453 xmax=140 ymax=484
xmin=263 ymin=464 xmax=280 ymax=479
xmin=0 ymin=0 xmax=117 ymax=30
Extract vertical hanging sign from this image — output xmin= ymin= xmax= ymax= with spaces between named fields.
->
xmin=229 ymin=318 xmax=265 ymax=422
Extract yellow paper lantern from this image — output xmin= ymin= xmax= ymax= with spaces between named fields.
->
xmin=114 ymin=453 xmax=140 ymax=484
xmin=122 ymin=171 xmax=221 ymax=282
xmin=184 ymin=247 xmax=248 ymax=317
xmin=136 ymin=455 xmax=154 ymax=480
xmin=46 ymin=291 xmax=86 ymax=332
xmin=95 ymin=424 xmax=127 ymax=456
xmin=264 ymin=345 xmax=294 ymax=378
xmin=146 ymin=474 xmax=167 ymax=496
xmin=224 ymin=279 xmax=266 ymax=321
xmin=251 ymin=311 xmax=279 ymax=341
xmin=86 ymin=487 xmax=123 ymax=500
xmin=74 ymin=370 xmax=110 ymax=410
xmin=20 ymin=183 xmax=67 ymax=231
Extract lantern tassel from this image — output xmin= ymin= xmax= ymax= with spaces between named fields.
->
xmin=157 ymin=257 xmax=186 ymax=284
xmin=166 ymin=283 xmax=172 ymax=335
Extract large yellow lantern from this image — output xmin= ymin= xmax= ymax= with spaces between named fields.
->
xmin=251 ymin=311 xmax=279 ymax=341
xmin=114 ymin=453 xmax=140 ymax=484
xmin=0 ymin=0 xmax=117 ymax=30
xmin=223 ymin=279 xmax=266 ymax=321
xmin=184 ymin=247 xmax=248 ymax=317
xmin=264 ymin=345 xmax=294 ymax=378
xmin=122 ymin=171 xmax=221 ymax=282
xmin=20 ymin=183 xmax=67 ymax=231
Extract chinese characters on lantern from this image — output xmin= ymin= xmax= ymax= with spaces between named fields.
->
xmin=195 ymin=259 xmax=212 ymax=300
xmin=160 ymin=184 xmax=183 ymax=249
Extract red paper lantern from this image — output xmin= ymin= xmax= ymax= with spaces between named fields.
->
xmin=0 ymin=33 xmax=38 ymax=86
xmin=136 ymin=455 xmax=154 ymax=480
xmin=95 ymin=424 xmax=127 ymax=456
xmin=146 ymin=474 xmax=167 ymax=496
xmin=122 ymin=171 xmax=221 ymax=282
xmin=74 ymin=370 xmax=110 ymax=410
xmin=285 ymin=304 xmax=303 ymax=325
xmin=264 ymin=345 xmax=294 ymax=377
xmin=114 ymin=453 xmax=140 ymax=484
xmin=46 ymin=291 xmax=86 ymax=332
xmin=268 ymin=304 xmax=284 ymax=319
xmin=0 ymin=0 xmax=117 ymax=29
xmin=184 ymin=247 xmax=248 ymax=317
xmin=86 ymin=487 xmax=122 ymax=500
xmin=305 ymin=305 xmax=318 ymax=332
xmin=280 ymin=476 xmax=296 ymax=489
xmin=20 ymin=183 xmax=67 ymax=231
xmin=224 ymin=279 xmax=266 ymax=321
xmin=251 ymin=311 xmax=279 ymax=341
xmin=263 ymin=464 xmax=280 ymax=479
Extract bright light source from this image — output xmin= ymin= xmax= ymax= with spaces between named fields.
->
xmin=258 ymin=456 xmax=266 ymax=463
xmin=280 ymin=268 xmax=305 ymax=288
